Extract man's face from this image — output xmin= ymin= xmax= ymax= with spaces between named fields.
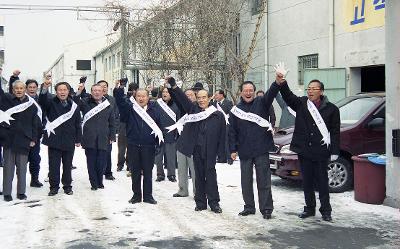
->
xmin=135 ymin=90 xmax=149 ymax=108
xmin=98 ymin=82 xmax=108 ymax=95
xmin=307 ymin=81 xmax=323 ymax=102
xmin=241 ymin=83 xmax=255 ymax=103
xmin=197 ymin=90 xmax=210 ymax=110
xmin=56 ymin=84 xmax=70 ymax=101
xmin=215 ymin=92 xmax=223 ymax=102
xmin=12 ymin=83 xmax=26 ymax=98
xmin=91 ymin=85 xmax=104 ymax=101
xmin=27 ymin=83 xmax=38 ymax=97
xmin=161 ymin=88 xmax=171 ymax=102
xmin=185 ymin=90 xmax=196 ymax=102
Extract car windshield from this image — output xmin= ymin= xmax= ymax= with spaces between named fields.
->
xmin=338 ymin=97 xmax=381 ymax=125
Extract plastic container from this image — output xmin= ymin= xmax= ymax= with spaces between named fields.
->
xmin=351 ymin=156 xmax=386 ymax=204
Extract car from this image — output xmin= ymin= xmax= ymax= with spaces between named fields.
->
xmin=270 ymin=92 xmax=385 ymax=193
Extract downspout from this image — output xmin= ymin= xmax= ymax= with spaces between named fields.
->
xmin=264 ymin=0 xmax=269 ymax=90
xmin=328 ymin=0 xmax=335 ymax=67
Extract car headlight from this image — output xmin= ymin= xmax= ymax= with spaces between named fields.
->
xmin=280 ymin=144 xmax=297 ymax=155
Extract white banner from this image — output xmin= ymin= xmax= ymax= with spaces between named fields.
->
xmin=230 ymin=106 xmax=273 ymax=131
xmin=166 ymin=105 xmax=218 ymax=135
xmin=82 ymin=99 xmax=110 ymax=129
xmin=44 ymin=101 xmax=78 ymax=137
xmin=0 ymin=96 xmax=35 ymax=125
xmin=216 ymin=102 xmax=229 ymax=125
xmin=307 ymin=99 xmax=330 ymax=148
xmin=27 ymin=95 xmax=43 ymax=122
xmin=157 ymin=98 xmax=176 ymax=122
xmin=287 ymin=106 xmax=296 ymax=117
xmin=130 ymin=96 xmax=164 ymax=144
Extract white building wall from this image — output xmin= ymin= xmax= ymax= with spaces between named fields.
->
xmin=385 ymin=0 xmax=400 ymax=208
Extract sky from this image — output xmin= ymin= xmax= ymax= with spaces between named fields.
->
xmin=0 ymin=0 xmax=153 ymax=81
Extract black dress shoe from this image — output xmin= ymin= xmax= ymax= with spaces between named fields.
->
xmin=30 ymin=179 xmax=43 ymax=188
xmin=105 ymin=175 xmax=115 ymax=180
xmin=238 ymin=210 xmax=256 ymax=216
xmin=262 ymin=212 xmax=272 ymax=219
xmin=117 ymin=165 xmax=123 ymax=172
xmin=155 ymin=176 xmax=165 ymax=182
xmin=48 ymin=189 xmax=58 ymax=196
xmin=17 ymin=194 xmax=27 ymax=200
xmin=4 ymin=195 xmax=13 ymax=202
xmin=173 ymin=193 xmax=188 ymax=197
xmin=72 ymin=165 xmax=77 ymax=170
xmin=143 ymin=198 xmax=157 ymax=204
xmin=64 ymin=189 xmax=73 ymax=195
xmin=0 ymin=191 xmax=2 ymax=195
xmin=322 ymin=214 xmax=332 ymax=222
xmin=298 ymin=210 xmax=315 ymax=219
xmin=91 ymin=187 xmax=98 ymax=191
xmin=98 ymin=185 xmax=104 ymax=189
xmin=129 ymin=196 xmax=142 ymax=204
xmin=210 ymin=205 xmax=222 ymax=213
xmin=195 ymin=206 xmax=207 ymax=211
xmin=167 ymin=176 xmax=177 ymax=182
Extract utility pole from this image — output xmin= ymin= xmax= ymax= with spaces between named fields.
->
xmin=119 ymin=8 xmax=128 ymax=78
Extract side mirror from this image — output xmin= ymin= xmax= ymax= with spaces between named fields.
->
xmin=367 ymin=117 xmax=385 ymax=129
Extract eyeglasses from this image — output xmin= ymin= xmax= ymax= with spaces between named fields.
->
xmin=306 ymin=87 xmax=321 ymax=91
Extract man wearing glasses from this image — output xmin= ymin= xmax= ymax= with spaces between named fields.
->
xmin=276 ymin=63 xmax=340 ymax=222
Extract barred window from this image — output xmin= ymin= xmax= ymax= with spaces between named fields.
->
xmin=251 ymin=0 xmax=263 ymax=15
xmin=298 ymin=54 xmax=318 ymax=85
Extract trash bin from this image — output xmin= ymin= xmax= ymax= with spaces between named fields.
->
xmin=351 ymin=156 xmax=386 ymax=204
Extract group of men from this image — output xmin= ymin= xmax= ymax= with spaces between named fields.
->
xmin=0 ymin=62 xmax=339 ymax=222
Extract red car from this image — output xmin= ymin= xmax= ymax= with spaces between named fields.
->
xmin=270 ymin=93 xmax=385 ymax=193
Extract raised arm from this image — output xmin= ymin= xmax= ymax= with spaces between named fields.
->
xmin=165 ymin=77 xmax=195 ymax=114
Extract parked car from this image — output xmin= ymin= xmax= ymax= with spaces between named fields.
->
xmin=270 ymin=93 xmax=385 ymax=193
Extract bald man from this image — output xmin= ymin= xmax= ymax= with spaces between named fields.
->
xmin=166 ymin=77 xmax=226 ymax=213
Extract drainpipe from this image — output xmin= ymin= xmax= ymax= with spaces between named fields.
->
xmin=328 ymin=0 xmax=335 ymax=67
xmin=264 ymin=0 xmax=269 ymax=90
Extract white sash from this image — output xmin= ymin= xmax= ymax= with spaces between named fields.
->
xmin=44 ymin=101 xmax=78 ymax=137
xmin=307 ymin=99 xmax=330 ymax=148
xmin=157 ymin=98 xmax=176 ymax=122
xmin=130 ymin=96 xmax=164 ymax=144
xmin=27 ymin=95 xmax=43 ymax=122
xmin=216 ymin=102 xmax=229 ymax=125
xmin=230 ymin=106 xmax=273 ymax=131
xmin=287 ymin=106 xmax=296 ymax=117
xmin=0 ymin=96 xmax=35 ymax=125
xmin=166 ymin=105 xmax=218 ymax=135
xmin=82 ymin=99 xmax=110 ymax=129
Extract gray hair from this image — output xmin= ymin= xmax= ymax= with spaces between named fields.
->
xmin=12 ymin=80 xmax=26 ymax=88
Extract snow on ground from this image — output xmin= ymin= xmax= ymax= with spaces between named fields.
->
xmin=0 ymin=144 xmax=399 ymax=249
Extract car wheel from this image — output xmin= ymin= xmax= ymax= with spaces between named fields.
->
xmin=327 ymin=157 xmax=353 ymax=193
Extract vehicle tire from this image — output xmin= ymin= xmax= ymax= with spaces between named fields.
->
xmin=327 ymin=156 xmax=353 ymax=193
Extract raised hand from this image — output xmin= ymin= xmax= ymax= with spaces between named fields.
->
xmin=274 ymin=62 xmax=289 ymax=83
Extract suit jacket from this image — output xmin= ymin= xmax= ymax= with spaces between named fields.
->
xmin=217 ymin=98 xmax=233 ymax=115
xmin=39 ymin=92 xmax=82 ymax=151
xmin=0 ymin=88 xmax=39 ymax=155
xmin=280 ymin=82 xmax=340 ymax=160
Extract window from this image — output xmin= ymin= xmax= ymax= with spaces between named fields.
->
xmin=76 ymin=60 xmax=91 ymax=70
xmin=251 ymin=0 xmax=263 ymax=15
xmin=338 ymin=97 xmax=381 ymax=125
xmin=104 ymin=58 xmax=108 ymax=72
xmin=117 ymin=52 xmax=121 ymax=68
xmin=298 ymin=54 xmax=318 ymax=85
xmin=0 ymin=26 xmax=4 ymax=36
xmin=0 ymin=50 xmax=4 ymax=65
xmin=109 ymin=56 xmax=112 ymax=71
xmin=233 ymin=33 xmax=241 ymax=56
xmin=112 ymin=55 xmax=116 ymax=69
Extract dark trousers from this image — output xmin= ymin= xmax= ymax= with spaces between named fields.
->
xmin=193 ymin=147 xmax=220 ymax=208
xmin=240 ymin=154 xmax=273 ymax=214
xmin=48 ymin=147 xmax=74 ymax=191
xmin=85 ymin=148 xmax=107 ymax=188
xmin=128 ymin=144 xmax=155 ymax=200
xmin=28 ymin=141 xmax=41 ymax=177
xmin=104 ymin=143 xmax=113 ymax=177
xmin=117 ymin=123 xmax=128 ymax=169
xmin=299 ymin=156 xmax=332 ymax=215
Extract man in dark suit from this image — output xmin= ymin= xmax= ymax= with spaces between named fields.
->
xmin=213 ymin=89 xmax=233 ymax=164
xmin=229 ymin=76 xmax=281 ymax=220
xmin=167 ymin=77 xmax=226 ymax=213
xmin=114 ymin=83 xmax=161 ymax=205
xmin=76 ymin=83 xmax=116 ymax=190
xmin=39 ymin=80 xmax=82 ymax=196
xmin=97 ymin=80 xmax=118 ymax=181
xmin=279 ymin=71 xmax=340 ymax=222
